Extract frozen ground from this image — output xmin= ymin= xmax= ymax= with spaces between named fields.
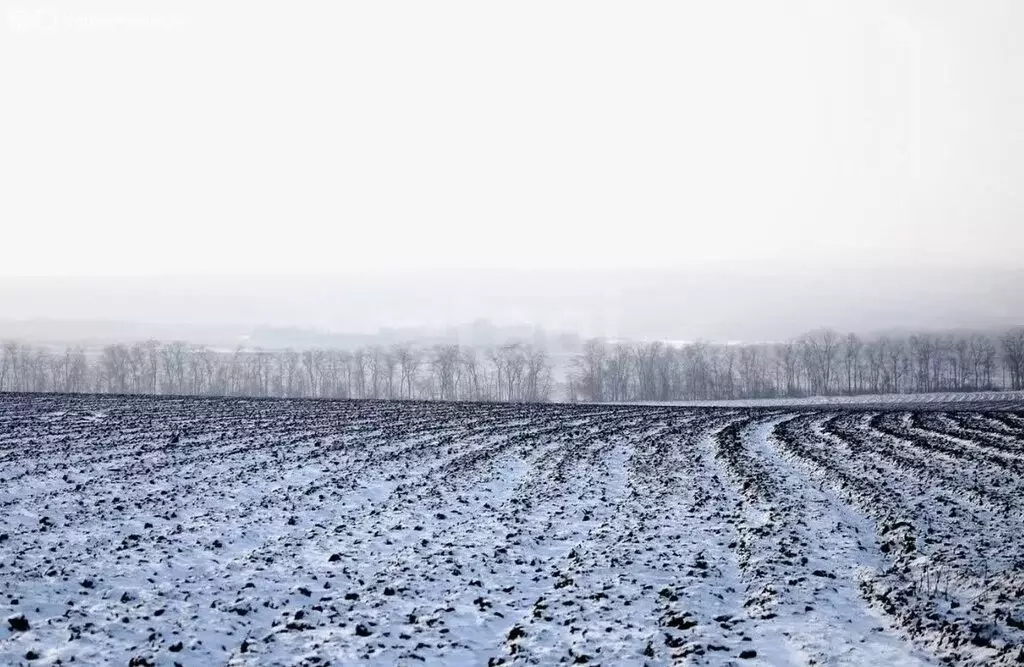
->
xmin=609 ymin=390 xmax=1024 ymax=409
xmin=1 ymin=394 xmax=1023 ymax=666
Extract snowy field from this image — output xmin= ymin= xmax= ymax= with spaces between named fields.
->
xmin=1 ymin=395 xmax=1023 ymax=666
xmin=608 ymin=390 xmax=1024 ymax=409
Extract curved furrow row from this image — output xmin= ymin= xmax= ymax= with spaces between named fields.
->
xmin=1 ymin=395 xmax=1022 ymax=666
xmin=787 ymin=413 xmax=1024 ymax=665
xmin=712 ymin=413 xmax=936 ymax=666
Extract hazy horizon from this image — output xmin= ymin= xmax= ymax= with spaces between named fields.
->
xmin=1 ymin=264 xmax=1020 ymax=344
xmin=3 ymin=1 xmax=1022 ymax=344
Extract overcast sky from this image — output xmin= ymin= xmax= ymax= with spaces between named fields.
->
xmin=1 ymin=2 xmax=1022 ymax=342
xmin=3 ymin=0 xmax=1022 ymax=278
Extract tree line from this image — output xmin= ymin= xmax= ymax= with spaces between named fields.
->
xmin=0 ymin=340 xmax=553 ymax=402
xmin=565 ymin=328 xmax=1024 ymax=402
xmin=2 ymin=327 xmax=1022 ymax=403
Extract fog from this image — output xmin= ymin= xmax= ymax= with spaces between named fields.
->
xmin=1 ymin=265 xmax=1021 ymax=344
xmin=3 ymin=1 xmax=1022 ymax=343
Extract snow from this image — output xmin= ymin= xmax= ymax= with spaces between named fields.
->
xmin=1 ymin=394 xmax=1022 ymax=666
xmin=609 ymin=390 xmax=1024 ymax=409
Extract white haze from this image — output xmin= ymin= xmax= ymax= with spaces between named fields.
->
xmin=1 ymin=267 xmax=1020 ymax=343
xmin=2 ymin=0 xmax=1022 ymax=340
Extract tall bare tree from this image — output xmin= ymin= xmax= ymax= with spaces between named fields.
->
xmin=1002 ymin=328 xmax=1024 ymax=390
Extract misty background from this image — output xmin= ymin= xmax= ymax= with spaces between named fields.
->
xmin=0 ymin=267 xmax=1022 ymax=348
xmin=2 ymin=1 xmax=1022 ymax=354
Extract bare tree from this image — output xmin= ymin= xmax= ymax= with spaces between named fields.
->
xmin=101 ymin=344 xmax=130 ymax=393
xmin=302 ymin=349 xmax=323 ymax=398
xmin=523 ymin=345 xmax=552 ymax=402
xmin=799 ymin=329 xmax=840 ymax=395
xmin=431 ymin=344 xmax=461 ymax=401
xmin=485 ymin=346 xmax=504 ymax=401
xmin=842 ymin=333 xmax=862 ymax=395
xmin=500 ymin=343 xmax=528 ymax=401
xmin=572 ymin=339 xmax=607 ymax=402
xmin=604 ymin=344 xmax=632 ymax=402
xmin=394 ymin=344 xmax=422 ymax=399
xmin=739 ymin=345 xmax=764 ymax=397
xmin=864 ymin=338 xmax=884 ymax=394
xmin=127 ymin=343 xmax=148 ymax=393
xmin=351 ymin=348 xmax=368 ymax=399
xmin=161 ymin=341 xmax=189 ymax=395
xmin=884 ymin=337 xmax=906 ymax=393
xmin=0 ymin=341 xmax=12 ymax=391
xmin=460 ymin=347 xmax=482 ymax=401
xmin=279 ymin=348 xmax=300 ymax=397
xmin=952 ymin=336 xmax=970 ymax=390
xmin=1002 ymin=328 xmax=1024 ymax=391
xmin=186 ymin=345 xmax=210 ymax=395
xmin=686 ymin=341 xmax=714 ymax=399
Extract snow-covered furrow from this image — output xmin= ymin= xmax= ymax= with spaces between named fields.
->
xmin=818 ymin=413 xmax=995 ymax=510
xmin=712 ymin=414 xmax=936 ymax=666
xmin=1 ymin=395 xmax=1022 ymax=666
xmin=865 ymin=414 xmax=1023 ymax=527
xmin=777 ymin=413 xmax=1024 ymax=665
xmin=828 ymin=413 xmax=1023 ymax=579
xmin=881 ymin=413 xmax=1024 ymax=479
xmin=504 ymin=414 xmax=734 ymax=665
xmin=917 ymin=413 xmax=1024 ymax=458
xmin=952 ymin=412 xmax=1024 ymax=444
xmin=611 ymin=391 xmax=1024 ymax=410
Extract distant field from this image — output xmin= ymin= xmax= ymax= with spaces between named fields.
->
xmin=1 ymin=395 xmax=1023 ymax=666
xmin=611 ymin=390 xmax=1024 ymax=410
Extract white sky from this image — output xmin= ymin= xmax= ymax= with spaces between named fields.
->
xmin=2 ymin=0 xmax=1023 ymax=276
